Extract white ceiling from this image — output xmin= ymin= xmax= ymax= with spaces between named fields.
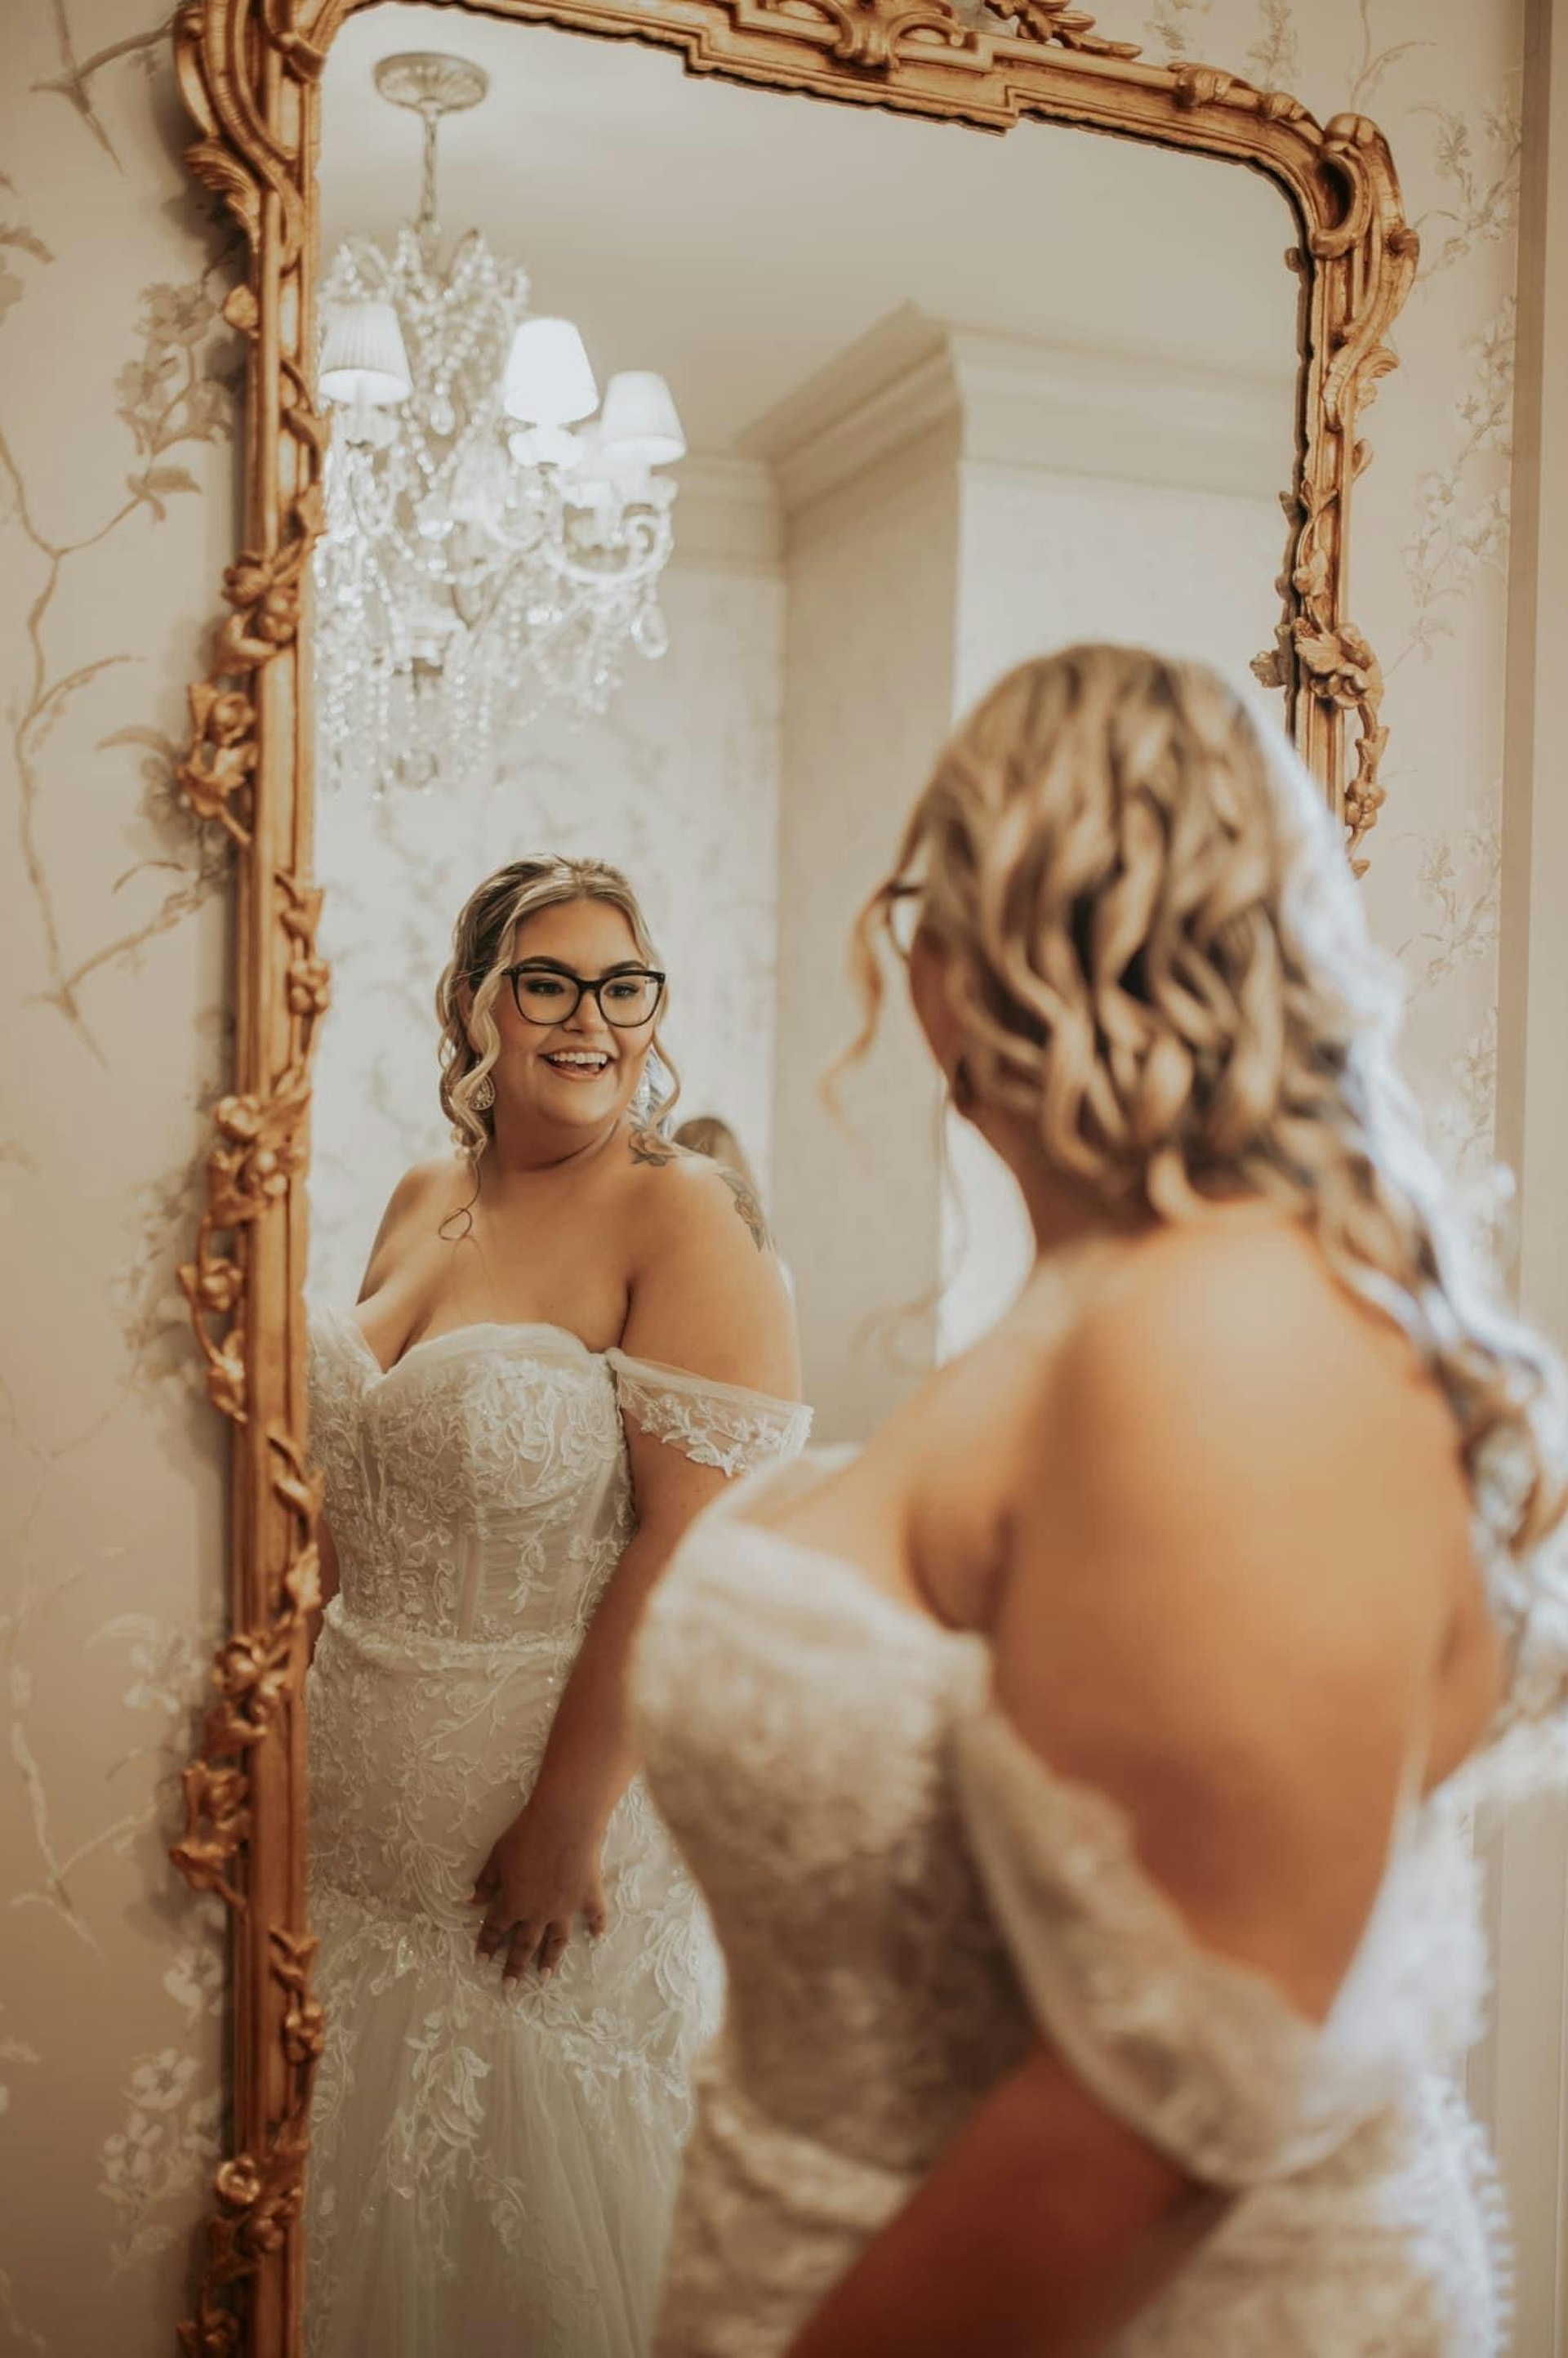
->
xmin=318 ymin=5 xmax=1300 ymax=456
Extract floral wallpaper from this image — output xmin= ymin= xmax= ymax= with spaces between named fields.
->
xmin=0 ymin=0 xmax=1534 ymax=2350
xmin=1140 ymin=0 xmax=1525 ymax=1207
xmin=2 ymin=2 xmax=238 ymax=2345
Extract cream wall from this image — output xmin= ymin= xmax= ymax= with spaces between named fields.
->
xmin=940 ymin=452 xmax=1292 ymax=1357
xmin=768 ymin=310 xmax=1299 ymax=1424
xmin=1 ymin=5 xmax=235 ymax=2345
xmin=0 ymin=0 xmax=1544 ymax=2350
xmin=771 ymin=437 xmax=960 ymax=1440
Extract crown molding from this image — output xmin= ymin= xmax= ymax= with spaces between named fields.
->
xmin=670 ymin=452 xmax=782 ymax=573
xmin=740 ymin=301 xmax=1296 ymax=523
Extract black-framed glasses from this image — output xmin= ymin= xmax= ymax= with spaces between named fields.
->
xmin=502 ymin=962 xmax=666 ymax=1029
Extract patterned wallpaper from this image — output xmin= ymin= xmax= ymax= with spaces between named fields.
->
xmin=0 ymin=0 xmax=1529 ymax=2347
xmin=2 ymin=3 xmax=237 ymax=2343
xmin=1174 ymin=0 xmax=1523 ymax=1200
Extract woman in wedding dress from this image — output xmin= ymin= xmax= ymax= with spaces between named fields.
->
xmin=633 ymin=647 xmax=1568 ymax=2357
xmin=302 ymin=854 xmax=807 ymax=2358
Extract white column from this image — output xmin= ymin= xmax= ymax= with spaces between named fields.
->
xmin=755 ymin=315 xmax=962 ymax=1442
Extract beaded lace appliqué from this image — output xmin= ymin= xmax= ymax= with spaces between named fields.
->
xmin=302 ymin=1311 xmax=808 ymax=2358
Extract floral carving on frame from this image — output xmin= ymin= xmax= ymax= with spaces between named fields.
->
xmin=167 ymin=0 xmax=1415 ymax=2346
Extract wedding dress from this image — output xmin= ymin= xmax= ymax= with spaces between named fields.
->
xmin=302 ymin=1305 xmax=810 ymax=2358
xmin=634 ymin=1267 xmax=1550 ymax=2356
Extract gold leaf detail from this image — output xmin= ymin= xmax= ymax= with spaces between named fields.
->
xmin=1004 ymin=0 xmax=1142 ymax=56
xmin=1174 ymin=65 xmax=1235 ymax=108
xmin=222 ymin=283 xmax=260 ymax=336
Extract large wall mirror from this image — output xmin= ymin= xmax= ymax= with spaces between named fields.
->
xmin=309 ymin=7 xmax=1304 ymax=1429
xmin=168 ymin=2 xmax=1414 ymax=2347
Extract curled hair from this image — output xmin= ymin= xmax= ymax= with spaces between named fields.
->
xmin=847 ymin=645 xmax=1566 ymax=1669
xmin=435 ymin=855 xmax=679 ymax=1164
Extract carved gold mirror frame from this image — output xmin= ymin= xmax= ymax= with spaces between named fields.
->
xmin=166 ymin=0 xmax=1415 ymax=2346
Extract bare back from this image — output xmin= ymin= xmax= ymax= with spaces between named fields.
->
xmin=755 ymin=1212 xmax=1503 ymax=1810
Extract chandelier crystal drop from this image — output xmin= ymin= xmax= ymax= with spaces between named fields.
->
xmin=314 ymin=52 xmax=684 ymax=796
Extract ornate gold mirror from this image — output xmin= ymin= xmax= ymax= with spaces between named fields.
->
xmin=167 ymin=0 xmax=1413 ymax=2346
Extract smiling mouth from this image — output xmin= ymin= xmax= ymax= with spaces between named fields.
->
xmin=542 ymin=1050 xmax=613 ymax=1078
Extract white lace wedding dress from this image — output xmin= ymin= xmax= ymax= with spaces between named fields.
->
xmin=634 ymin=1345 xmax=1552 ymax=2351
xmin=303 ymin=1306 xmax=810 ymax=2358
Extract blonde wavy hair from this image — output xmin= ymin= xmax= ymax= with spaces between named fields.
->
xmin=435 ymin=855 xmax=679 ymax=1161
xmin=848 ymin=644 xmax=1567 ymax=1607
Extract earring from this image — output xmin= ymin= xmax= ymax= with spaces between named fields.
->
xmin=632 ymin=1045 xmax=665 ymax=1130
xmin=471 ymin=1072 xmax=495 ymax=1112
xmin=951 ymin=1055 xmax=976 ymax=1117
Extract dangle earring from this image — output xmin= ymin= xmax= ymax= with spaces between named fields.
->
xmin=633 ymin=1046 xmax=668 ymax=1132
xmin=951 ymin=1055 xmax=976 ymax=1117
xmin=471 ymin=1071 xmax=496 ymax=1112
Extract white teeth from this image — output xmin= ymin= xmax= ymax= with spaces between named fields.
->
xmin=546 ymin=1053 xmax=608 ymax=1068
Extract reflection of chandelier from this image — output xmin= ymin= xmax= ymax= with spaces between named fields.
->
xmin=315 ymin=52 xmax=684 ymax=795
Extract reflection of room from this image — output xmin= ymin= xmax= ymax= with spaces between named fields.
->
xmin=750 ymin=307 xmax=1293 ymax=1432
xmin=309 ymin=9 xmax=1297 ymax=1442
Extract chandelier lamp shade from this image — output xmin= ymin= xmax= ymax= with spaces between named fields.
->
xmin=318 ymin=300 xmax=414 ymax=407
xmin=314 ymin=51 xmax=686 ymax=795
xmin=503 ymin=316 xmax=601 ymax=427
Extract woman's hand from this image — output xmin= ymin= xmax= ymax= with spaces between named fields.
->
xmin=470 ymin=1796 xmax=609 ymax=1982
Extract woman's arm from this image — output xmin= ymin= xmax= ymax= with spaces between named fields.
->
xmin=532 ymin=1155 xmax=798 ymax=1816
xmin=474 ymin=1151 xmax=800 ymax=1982
xmin=786 ymin=1220 xmax=1474 ymax=2357
xmin=790 ymin=2045 xmax=1224 ymax=2358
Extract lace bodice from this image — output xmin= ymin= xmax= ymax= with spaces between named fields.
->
xmin=634 ymin=1452 xmax=1509 ymax=2357
xmin=302 ymin=1309 xmax=810 ymax=2358
xmin=309 ymin=1306 xmax=812 ymax=1648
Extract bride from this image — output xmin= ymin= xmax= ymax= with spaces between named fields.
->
xmin=302 ymin=854 xmax=806 ymax=2358
xmin=634 ymin=647 xmax=1568 ymax=2356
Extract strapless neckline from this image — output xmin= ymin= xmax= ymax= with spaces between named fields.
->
xmin=639 ymin=1498 xmax=1497 ymax=2201
xmin=702 ymin=1444 xmax=982 ymax=1655
xmin=320 ymin=1301 xmax=603 ymax=1384
xmin=696 ymin=1443 xmax=1492 ymax=1821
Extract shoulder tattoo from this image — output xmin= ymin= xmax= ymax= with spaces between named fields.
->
xmin=717 ymin=1166 xmax=773 ymax=1255
xmin=628 ymin=1127 xmax=677 ymax=1170
xmin=626 ymin=1130 xmax=773 ymax=1253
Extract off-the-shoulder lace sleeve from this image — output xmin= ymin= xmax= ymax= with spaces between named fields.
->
xmin=952 ymin=1701 xmax=1446 ymax=2189
xmin=608 ymin=1350 xmax=812 ymax=1480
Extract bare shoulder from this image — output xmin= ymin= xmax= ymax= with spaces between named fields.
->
xmin=359 ymin=1156 xmax=470 ymax=1295
xmin=1000 ymin=1216 xmax=1477 ymax=1660
xmin=620 ymin=1128 xmax=776 ymax=1259
xmin=376 ymin=1154 xmax=471 ymax=1239
xmin=999 ymin=1211 xmax=1478 ymax=1774
xmin=387 ymin=1153 xmax=468 ymax=1216
xmin=990 ymin=1216 xmax=1480 ymax=2017
xmin=617 ymin=1129 xmax=799 ymax=1395
xmin=1045 ymin=1213 xmax=1459 ymax=1494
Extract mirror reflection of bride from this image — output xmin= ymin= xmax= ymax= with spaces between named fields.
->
xmin=301 ymin=856 xmax=807 ymax=2357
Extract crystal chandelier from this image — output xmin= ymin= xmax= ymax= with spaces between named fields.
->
xmin=314 ymin=52 xmax=684 ymax=796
